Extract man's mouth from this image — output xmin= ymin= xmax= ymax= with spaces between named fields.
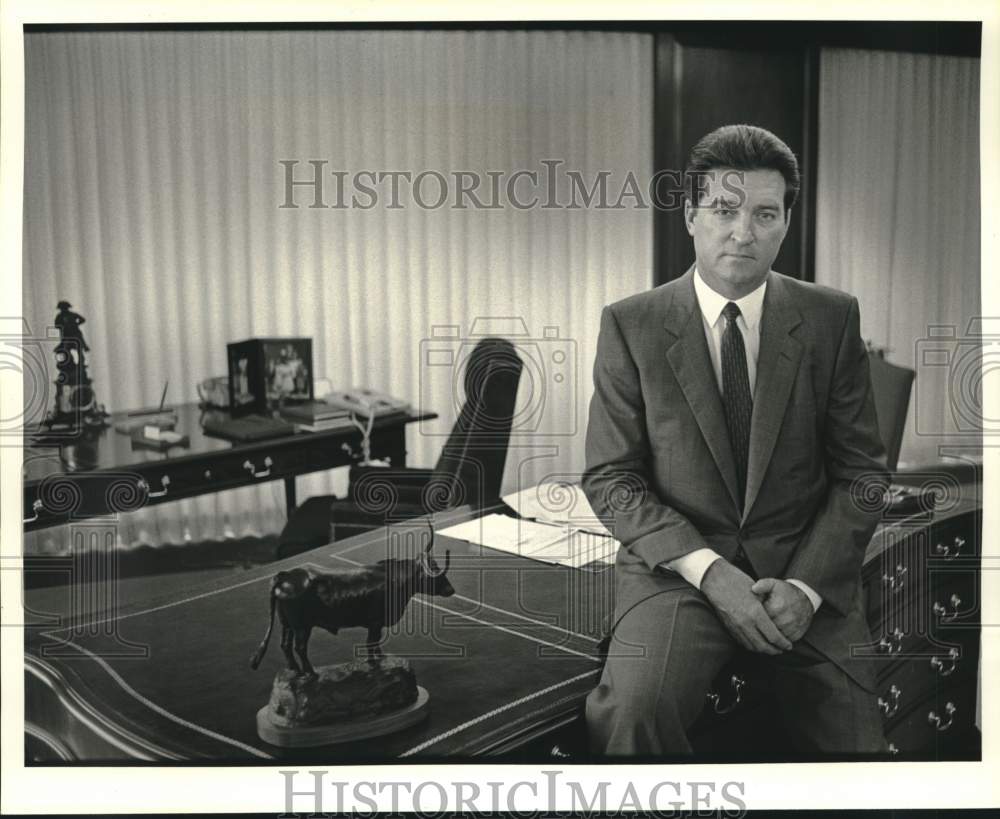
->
xmin=724 ymin=253 xmax=756 ymax=260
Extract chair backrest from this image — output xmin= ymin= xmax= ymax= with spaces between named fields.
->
xmin=867 ymin=351 xmax=915 ymax=471
xmin=429 ymin=337 xmax=523 ymax=509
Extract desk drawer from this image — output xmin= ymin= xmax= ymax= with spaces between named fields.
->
xmin=24 ymin=440 xmax=364 ymax=524
xmin=884 ymin=674 xmax=981 ymax=761
xmin=868 ymin=566 xmax=980 ymax=675
xmin=863 ymin=512 xmax=979 ymax=631
xmin=130 ymin=440 xmax=355 ymax=502
xmin=872 ymin=632 xmax=979 ymax=720
xmin=24 ymin=471 xmax=152 ymax=527
xmin=869 ymin=621 xmax=978 ymax=679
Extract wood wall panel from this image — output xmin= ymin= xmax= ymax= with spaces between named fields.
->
xmin=654 ymin=35 xmax=817 ymax=284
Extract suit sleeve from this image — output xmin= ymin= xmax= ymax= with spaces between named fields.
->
xmin=581 ymin=305 xmax=711 ymax=570
xmin=784 ymin=297 xmax=890 ymax=616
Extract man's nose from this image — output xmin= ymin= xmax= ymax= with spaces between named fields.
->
xmin=730 ymin=214 xmax=755 ymax=244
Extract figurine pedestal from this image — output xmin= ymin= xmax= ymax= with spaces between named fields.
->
xmin=256 ymin=655 xmax=430 ymax=747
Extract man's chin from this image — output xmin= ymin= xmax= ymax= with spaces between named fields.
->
xmin=714 ymin=259 xmax=768 ymax=284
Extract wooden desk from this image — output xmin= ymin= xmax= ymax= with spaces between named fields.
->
xmin=22 ymin=486 xmax=983 ymax=763
xmin=22 ymin=404 xmax=435 ymax=531
xmin=24 ymin=506 xmax=608 ymax=762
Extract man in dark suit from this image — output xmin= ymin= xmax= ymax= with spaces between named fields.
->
xmin=582 ymin=124 xmax=889 ymax=756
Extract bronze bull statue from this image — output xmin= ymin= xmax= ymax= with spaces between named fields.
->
xmin=250 ymin=526 xmax=454 ymax=676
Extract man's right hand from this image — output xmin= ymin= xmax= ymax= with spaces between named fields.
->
xmin=700 ymin=559 xmax=793 ymax=655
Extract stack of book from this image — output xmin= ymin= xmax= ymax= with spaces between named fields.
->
xmin=279 ymin=401 xmax=355 ymax=432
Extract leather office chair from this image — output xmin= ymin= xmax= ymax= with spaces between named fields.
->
xmin=277 ymin=337 xmax=523 ymax=558
xmin=866 ymin=349 xmax=915 ymax=471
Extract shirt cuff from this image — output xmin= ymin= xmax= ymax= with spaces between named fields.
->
xmin=787 ymin=579 xmax=823 ymax=612
xmin=660 ymin=548 xmax=723 ymax=589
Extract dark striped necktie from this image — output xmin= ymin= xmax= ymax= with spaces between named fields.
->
xmin=721 ymin=301 xmax=752 ymax=508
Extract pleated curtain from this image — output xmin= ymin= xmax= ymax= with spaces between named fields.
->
xmin=22 ymin=29 xmax=653 ymax=551
xmin=815 ymin=47 xmax=980 ymax=466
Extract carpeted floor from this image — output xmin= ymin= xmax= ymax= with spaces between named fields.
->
xmin=24 ymin=534 xmax=282 ymax=590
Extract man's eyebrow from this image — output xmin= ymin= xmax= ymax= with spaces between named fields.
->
xmin=708 ymin=196 xmax=741 ymax=208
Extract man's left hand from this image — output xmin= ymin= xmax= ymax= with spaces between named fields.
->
xmin=751 ymin=578 xmax=814 ymax=643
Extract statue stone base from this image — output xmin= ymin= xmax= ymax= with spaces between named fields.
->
xmin=256 ymin=655 xmax=429 ymax=747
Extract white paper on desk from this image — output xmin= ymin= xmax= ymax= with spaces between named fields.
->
xmin=559 ymin=530 xmax=619 ymax=566
xmin=438 ymin=514 xmax=570 ymax=562
xmin=502 ymin=481 xmax=612 ymax=537
xmin=438 ymin=514 xmax=619 ymax=567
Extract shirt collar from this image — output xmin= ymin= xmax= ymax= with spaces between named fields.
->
xmin=693 ymin=267 xmax=768 ymax=331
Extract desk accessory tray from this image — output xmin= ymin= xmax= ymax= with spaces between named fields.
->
xmin=129 ymin=428 xmax=190 ymax=451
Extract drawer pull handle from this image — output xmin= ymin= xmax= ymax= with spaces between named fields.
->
xmin=139 ymin=476 xmax=171 ymax=498
xmin=878 ymin=684 xmax=901 ymax=717
xmin=935 ymin=536 xmax=965 ymax=559
xmin=887 ymin=742 xmax=900 ymax=757
xmin=881 ymin=564 xmax=907 ymax=593
xmin=243 ymin=457 xmax=273 ymax=479
xmin=878 ymin=628 xmax=904 ymax=654
xmin=23 ymin=499 xmax=44 ymax=524
xmin=927 ymin=702 xmax=956 ymax=732
xmin=932 ymin=594 xmax=962 ymax=622
xmin=706 ymin=674 xmax=745 ymax=715
xmin=930 ymin=647 xmax=960 ymax=677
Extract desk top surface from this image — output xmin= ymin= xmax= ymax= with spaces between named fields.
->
xmin=24 ymin=506 xmax=608 ymax=762
xmin=22 ymin=403 xmax=434 ymax=483
xmin=23 ymin=483 xmax=982 ymax=763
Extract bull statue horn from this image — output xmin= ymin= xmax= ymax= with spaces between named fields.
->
xmin=425 ymin=520 xmax=434 ymax=553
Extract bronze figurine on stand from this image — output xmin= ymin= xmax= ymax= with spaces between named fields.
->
xmin=44 ymin=301 xmax=109 ymax=431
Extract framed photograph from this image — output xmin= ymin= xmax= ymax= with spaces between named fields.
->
xmin=261 ymin=338 xmax=313 ymax=404
xmin=226 ymin=337 xmax=313 ymax=416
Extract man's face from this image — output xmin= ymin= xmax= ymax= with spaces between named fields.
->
xmin=684 ymin=167 xmax=790 ymax=299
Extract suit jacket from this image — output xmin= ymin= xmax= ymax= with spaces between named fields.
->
xmin=582 ymin=268 xmax=889 ymax=692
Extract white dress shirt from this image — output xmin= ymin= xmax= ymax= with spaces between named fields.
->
xmin=662 ymin=268 xmax=822 ymax=612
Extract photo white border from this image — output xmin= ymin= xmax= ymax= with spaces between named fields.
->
xmin=2 ymin=0 xmax=997 ymax=812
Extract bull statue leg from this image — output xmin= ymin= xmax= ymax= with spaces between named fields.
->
xmin=293 ymin=627 xmax=315 ymax=677
xmin=365 ymin=624 xmax=384 ymax=663
xmin=280 ymin=625 xmax=301 ymax=673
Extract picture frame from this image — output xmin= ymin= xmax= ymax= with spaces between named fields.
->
xmin=226 ymin=337 xmax=313 ymax=416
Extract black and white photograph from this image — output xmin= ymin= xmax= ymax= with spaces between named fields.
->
xmin=1 ymin=0 xmax=997 ymax=815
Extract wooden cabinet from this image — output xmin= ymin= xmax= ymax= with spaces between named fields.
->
xmin=690 ymin=502 xmax=982 ymax=760
xmin=865 ymin=505 xmax=982 ymax=760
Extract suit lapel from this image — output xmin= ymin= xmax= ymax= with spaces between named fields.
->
xmin=664 ymin=270 xmax=742 ymax=511
xmin=742 ymin=273 xmax=803 ymax=523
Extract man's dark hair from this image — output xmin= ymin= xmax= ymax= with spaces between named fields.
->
xmin=685 ymin=124 xmax=800 ymax=214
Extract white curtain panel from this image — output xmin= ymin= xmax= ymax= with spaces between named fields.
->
xmin=22 ymin=29 xmax=653 ymax=551
xmin=815 ymin=47 xmax=980 ymax=466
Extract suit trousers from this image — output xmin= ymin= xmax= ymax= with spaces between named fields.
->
xmin=585 ymin=585 xmax=887 ymax=757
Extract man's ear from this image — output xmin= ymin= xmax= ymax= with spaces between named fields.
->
xmin=781 ymin=207 xmax=793 ymax=239
xmin=684 ymin=198 xmax=696 ymax=237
